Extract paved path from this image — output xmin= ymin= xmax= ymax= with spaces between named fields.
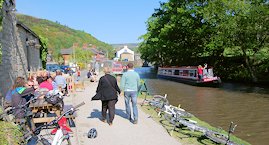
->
xmin=64 ymin=76 xmax=181 ymax=145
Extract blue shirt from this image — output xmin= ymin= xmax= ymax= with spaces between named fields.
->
xmin=54 ymin=75 xmax=67 ymax=88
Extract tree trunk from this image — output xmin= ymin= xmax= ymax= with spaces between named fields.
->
xmin=243 ymin=50 xmax=257 ymax=82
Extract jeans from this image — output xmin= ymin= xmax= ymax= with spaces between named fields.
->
xmin=124 ymin=91 xmax=138 ymax=121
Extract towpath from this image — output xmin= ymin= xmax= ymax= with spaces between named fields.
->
xmin=63 ymin=74 xmax=181 ymax=145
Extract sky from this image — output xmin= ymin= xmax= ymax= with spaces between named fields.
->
xmin=16 ymin=0 xmax=167 ymax=44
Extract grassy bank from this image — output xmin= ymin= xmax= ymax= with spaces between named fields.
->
xmin=138 ymin=94 xmax=250 ymax=145
xmin=0 ymin=108 xmax=23 ymax=145
xmin=0 ymin=121 xmax=23 ymax=145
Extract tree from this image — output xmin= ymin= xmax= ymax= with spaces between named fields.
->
xmin=203 ymin=0 xmax=269 ymax=82
xmin=39 ymin=36 xmax=48 ymax=69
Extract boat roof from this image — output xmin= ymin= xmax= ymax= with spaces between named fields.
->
xmin=159 ymin=66 xmax=212 ymax=69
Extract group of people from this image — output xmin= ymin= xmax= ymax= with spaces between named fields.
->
xmin=6 ymin=70 xmax=68 ymax=118
xmin=95 ymin=62 xmax=140 ymax=126
xmin=6 ymin=63 xmax=140 ymax=127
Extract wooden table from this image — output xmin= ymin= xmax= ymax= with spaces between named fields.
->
xmin=29 ymin=98 xmax=62 ymax=124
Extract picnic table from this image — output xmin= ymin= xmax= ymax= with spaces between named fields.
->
xmin=29 ymin=98 xmax=62 ymax=124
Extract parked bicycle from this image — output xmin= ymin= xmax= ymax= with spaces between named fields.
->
xmin=26 ymin=102 xmax=85 ymax=145
xmin=204 ymin=122 xmax=238 ymax=145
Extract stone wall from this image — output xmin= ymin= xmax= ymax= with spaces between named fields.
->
xmin=17 ymin=24 xmax=41 ymax=72
xmin=0 ymin=0 xmax=41 ymax=99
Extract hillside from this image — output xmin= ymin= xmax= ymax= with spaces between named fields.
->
xmin=16 ymin=14 xmax=114 ymax=58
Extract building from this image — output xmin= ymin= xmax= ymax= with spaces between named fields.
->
xmin=60 ymin=48 xmax=73 ymax=65
xmin=17 ymin=22 xmax=42 ymax=71
xmin=0 ymin=0 xmax=42 ymax=97
xmin=115 ymin=45 xmax=134 ymax=61
xmin=60 ymin=44 xmax=106 ymax=65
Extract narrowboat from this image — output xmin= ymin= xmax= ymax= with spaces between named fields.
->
xmin=157 ymin=66 xmax=221 ymax=87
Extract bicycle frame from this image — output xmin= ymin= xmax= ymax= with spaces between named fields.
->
xmin=52 ymin=128 xmax=68 ymax=145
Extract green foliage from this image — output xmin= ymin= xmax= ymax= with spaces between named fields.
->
xmin=39 ymin=35 xmax=48 ymax=68
xmin=0 ymin=121 xmax=23 ymax=145
xmin=139 ymin=0 xmax=269 ymax=82
xmin=71 ymin=47 xmax=93 ymax=64
xmin=16 ymin=14 xmax=115 ymax=61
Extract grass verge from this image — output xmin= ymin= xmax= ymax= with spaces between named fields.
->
xmin=0 ymin=108 xmax=23 ymax=145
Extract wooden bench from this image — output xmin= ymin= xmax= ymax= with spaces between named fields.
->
xmin=29 ymin=98 xmax=62 ymax=124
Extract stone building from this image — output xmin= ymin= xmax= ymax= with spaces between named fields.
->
xmin=0 ymin=0 xmax=42 ymax=98
xmin=17 ymin=22 xmax=42 ymax=71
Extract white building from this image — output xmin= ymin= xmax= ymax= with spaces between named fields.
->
xmin=115 ymin=45 xmax=134 ymax=61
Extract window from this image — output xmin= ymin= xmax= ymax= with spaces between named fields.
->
xmin=174 ymin=70 xmax=179 ymax=75
xmin=183 ymin=70 xmax=188 ymax=76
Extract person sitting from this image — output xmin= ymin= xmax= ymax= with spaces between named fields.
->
xmin=54 ymin=70 xmax=67 ymax=93
xmin=11 ymin=77 xmax=35 ymax=119
xmin=39 ymin=76 xmax=53 ymax=91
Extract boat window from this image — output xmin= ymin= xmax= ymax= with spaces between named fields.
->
xmin=168 ymin=70 xmax=172 ymax=75
xmin=174 ymin=70 xmax=179 ymax=75
xmin=183 ymin=70 xmax=188 ymax=76
xmin=179 ymin=70 xmax=183 ymax=76
xmin=189 ymin=70 xmax=195 ymax=77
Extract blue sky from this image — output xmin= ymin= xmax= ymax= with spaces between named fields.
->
xmin=16 ymin=0 xmax=167 ymax=44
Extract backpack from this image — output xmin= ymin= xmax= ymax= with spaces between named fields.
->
xmin=45 ymin=90 xmax=64 ymax=109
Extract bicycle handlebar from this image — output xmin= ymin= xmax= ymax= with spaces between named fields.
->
xmin=73 ymin=102 xmax=85 ymax=110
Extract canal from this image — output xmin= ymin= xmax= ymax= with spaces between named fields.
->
xmin=135 ymin=67 xmax=269 ymax=145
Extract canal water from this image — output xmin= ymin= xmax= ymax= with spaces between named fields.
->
xmin=135 ymin=67 xmax=269 ymax=145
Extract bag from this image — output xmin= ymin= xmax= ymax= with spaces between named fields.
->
xmin=91 ymin=92 xmax=101 ymax=101
xmin=45 ymin=90 xmax=64 ymax=108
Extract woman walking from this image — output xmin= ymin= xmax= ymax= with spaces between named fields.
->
xmin=96 ymin=67 xmax=121 ymax=126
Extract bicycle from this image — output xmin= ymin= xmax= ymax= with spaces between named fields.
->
xmin=26 ymin=102 xmax=85 ymax=145
xmin=141 ymin=94 xmax=170 ymax=117
xmin=204 ymin=122 xmax=238 ymax=145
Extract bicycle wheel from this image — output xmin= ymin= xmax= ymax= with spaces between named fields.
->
xmin=163 ymin=113 xmax=177 ymax=125
xmin=152 ymin=95 xmax=169 ymax=105
xmin=67 ymin=138 xmax=72 ymax=145
xmin=204 ymin=130 xmax=237 ymax=145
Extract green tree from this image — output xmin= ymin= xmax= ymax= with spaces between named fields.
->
xmin=39 ymin=36 xmax=48 ymax=68
xmin=203 ymin=0 xmax=269 ymax=82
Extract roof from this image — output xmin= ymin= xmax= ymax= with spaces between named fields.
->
xmin=16 ymin=21 xmax=39 ymax=39
xmin=89 ymin=48 xmax=105 ymax=55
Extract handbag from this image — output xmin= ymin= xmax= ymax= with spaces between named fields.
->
xmin=91 ymin=92 xmax=101 ymax=101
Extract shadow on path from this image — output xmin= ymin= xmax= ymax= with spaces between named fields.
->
xmin=87 ymin=108 xmax=128 ymax=121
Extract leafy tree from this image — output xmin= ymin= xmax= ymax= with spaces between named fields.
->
xmin=39 ymin=35 xmax=48 ymax=68
xmin=203 ymin=0 xmax=269 ymax=82
xmin=139 ymin=0 xmax=269 ymax=82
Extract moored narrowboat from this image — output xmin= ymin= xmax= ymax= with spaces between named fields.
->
xmin=157 ymin=66 xmax=221 ymax=87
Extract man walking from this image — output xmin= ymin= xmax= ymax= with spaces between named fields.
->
xmin=120 ymin=63 xmax=141 ymax=124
